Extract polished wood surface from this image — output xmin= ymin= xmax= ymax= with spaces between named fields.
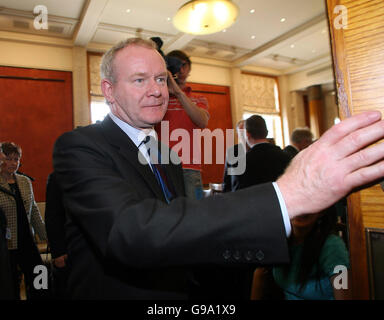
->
xmin=327 ymin=0 xmax=384 ymax=299
xmin=0 ymin=66 xmax=73 ymax=202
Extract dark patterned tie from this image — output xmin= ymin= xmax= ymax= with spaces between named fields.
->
xmin=144 ymin=136 xmax=175 ymax=203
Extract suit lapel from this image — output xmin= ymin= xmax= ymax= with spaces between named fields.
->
xmin=100 ymin=115 xmax=166 ymax=201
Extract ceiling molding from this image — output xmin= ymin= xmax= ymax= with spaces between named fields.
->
xmin=162 ymin=33 xmax=196 ymax=53
xmin=86 ymin=41 xmax=112 ymax=53
xmin=73 ymin=0 xmax=108 ymax=46
xmin=0 ymin=30 xmax=73 ymax=48
xmin=0 ymin=7 xmax=77 ymax=38
xmin=233 ymin=12 xmax=327 ymax=67
xmin=96 ymin=22 xmax=172 ymax=41
xmin=282 ymin=53 xmax=332 ymax=75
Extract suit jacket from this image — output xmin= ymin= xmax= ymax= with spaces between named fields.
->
xmin=0 ymin=207 xmax=14 ymax=299
xmin=45 ymin=172 xmax=67 ymax=259
xmin=234 ymin=143 xmax=292 ymax=190
xmin=0 ymin=173 xmax=47 ymax=250
xmin=53 ymin=115 xmax=289 ymax=299
xmin=283 ymin=145 xmax=299 ymax=159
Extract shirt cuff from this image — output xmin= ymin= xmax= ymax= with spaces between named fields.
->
xmin=272 ymin=182 xmax=291 ymax=238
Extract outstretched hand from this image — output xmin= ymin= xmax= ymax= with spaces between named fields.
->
xmin=277 ymin=111 xmax=384 ymax=219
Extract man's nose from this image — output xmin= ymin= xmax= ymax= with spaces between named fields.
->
xmin=147 ymin=79 xmax=162 ymax=96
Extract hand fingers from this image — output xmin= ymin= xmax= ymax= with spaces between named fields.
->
xmin=343 ymin=141 xmax=384 ymax=173
xmin=321 ymin=111 xmax=382 ymax=146
xmin=344 ymin=159 xmax=384 ymax=191
xmin=333 ymin=119 xmax=384 ymax=160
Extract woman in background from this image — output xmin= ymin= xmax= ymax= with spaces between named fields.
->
xmin=0 ymin=142 xmax=47 ymax=299
xmin=272 ymin=206 xmax=350 ymax=300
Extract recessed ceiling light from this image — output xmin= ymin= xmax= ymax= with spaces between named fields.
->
xmin=280 ymin=18 xmax=286 ymax=22
xmin=250 ymin=9 xmax=255 ymax=13
xmin=167 ymin=17 xmax=171 ymax=21
xmin=290 ymin=44 xmax=295 ymax=48
xmin=312 ymin=49 xmax=316 ymax=53
xmin=222 ymin=29 xmax=227 ymax=32
xmin=322 ymin=29 xmax=326 ymax=34
xmin=251 ymin=35 xmax=256 ymax=39
xmin=126 ymin=9 xmax=131 ymax=13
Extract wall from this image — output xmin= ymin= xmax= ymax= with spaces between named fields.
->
xmin=0 ymin=39 xmax=72 ymax=71
xmin=189 ymin=57 xmax=231 ymax=86
xmin=287 ymin=62 xmax=334 ymax=92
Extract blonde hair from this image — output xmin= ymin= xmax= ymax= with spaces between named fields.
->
xmin=100 ymin=38 xmax=157 ymax=83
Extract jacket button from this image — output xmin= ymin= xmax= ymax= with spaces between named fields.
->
xmin=223 ymin=250 xmax=231 ymax=260
xmin=233 ymin=250 xmax=241 ymax=260
xmin=255 ymin=250 xmax=265 ymax=261
xmin=245 ymin=250 xmax=253 ymax=261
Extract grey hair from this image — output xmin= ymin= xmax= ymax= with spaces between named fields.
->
xmin=291 ymin=127 xmax=314 ymax=144
xmin=100 ymin=37 xmax=157 ymax=83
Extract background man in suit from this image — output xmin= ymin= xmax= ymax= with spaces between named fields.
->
xmin=234 ymin=115 xmax=291 ymax=191
xmin=223 ymin=119 xmax=249 ymax=192
xmin=283 ymin=127 xmax=314 ymax=159
xmin=53 ymin=37 xmax=384 ymax=299
xmin=45 ymin=172 xmax=68 ymax=299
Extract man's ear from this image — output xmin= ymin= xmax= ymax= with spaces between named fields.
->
xmin=101 ymin=78 xmax=114 ymax=104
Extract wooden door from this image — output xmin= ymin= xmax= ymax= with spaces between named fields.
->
xmin=188 ymin=82 xmax=233 ymax=185
xmin=0 ymin=66 xmax=73 ymax=202
xmin=326 ymin=0 xmax=384 ymax=299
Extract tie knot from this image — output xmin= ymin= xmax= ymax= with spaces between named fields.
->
xmin=142 ymin=135 xmax=160 ymax=164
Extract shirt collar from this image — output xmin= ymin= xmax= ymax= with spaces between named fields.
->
xmin=247 ymin=141 xmax=270 ymax=149
xmin=108 ymin=112 xmax=157 ymax=148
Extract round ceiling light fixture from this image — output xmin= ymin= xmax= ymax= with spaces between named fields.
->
xmin=173 ymin=0 xmax=239 ymax=35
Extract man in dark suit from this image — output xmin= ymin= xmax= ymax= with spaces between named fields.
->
xmin=53 ymin=38 xmax=384 ymax=299
xmin=283 ymin=127 xmax=314 ymax=159
xmin=223 ymin=119 xmax=248 ymax=192
xmin=45 ymin=172 xmax=69 ymax=299
xmin=234 ymin=115 xmax=291 ymax=191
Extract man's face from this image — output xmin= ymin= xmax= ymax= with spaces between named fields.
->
xmin=176 ymin=61 xmax=190 ymax=86
xmin=102 ymin=45 xmax=169 ymax=129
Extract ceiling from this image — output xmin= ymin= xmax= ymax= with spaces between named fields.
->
xmin=0 ymin=0 xmax=332 ymax=75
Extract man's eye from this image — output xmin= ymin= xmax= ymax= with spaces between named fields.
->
xmin=134 ymin=78 xmax=144 ymax=83
xmin=157 ymin=77 xmax=166 ymax=84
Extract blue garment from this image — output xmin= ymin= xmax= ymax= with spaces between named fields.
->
xmin=273 ymin=234 xmax=350 ymax=300
xmin=182 ymin=169 xmax=204 ymax=200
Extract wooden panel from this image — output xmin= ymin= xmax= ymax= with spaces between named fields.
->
xmin=188 ymin=82 xmax=233 ymax=185
xmin=327 ymin=0 xmax=384 ymax=299
xmin=362 ymin=186 xmax=384 ymax=229
xmin=0 ymin=66 xmax=73 ymax=202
